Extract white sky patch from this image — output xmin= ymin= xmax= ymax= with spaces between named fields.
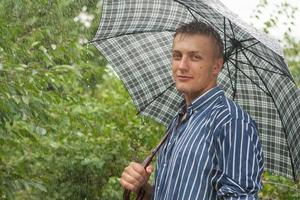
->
xmin=219 ymin=0 xmax=300 ymax=40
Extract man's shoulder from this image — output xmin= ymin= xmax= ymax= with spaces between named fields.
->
xmin=212 ymin=94 xmax=256 ymax=126
xmin=211 ymin=95 xmax=259 ymax=142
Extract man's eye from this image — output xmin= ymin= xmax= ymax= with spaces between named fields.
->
xmin=192 ymin=55 xmax=201 ymax=60
xmin=173 ymin=54 xmax=181 ymax=60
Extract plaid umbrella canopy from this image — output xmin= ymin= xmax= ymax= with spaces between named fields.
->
xmin=92 ymin=0 xmax=300 ymax=181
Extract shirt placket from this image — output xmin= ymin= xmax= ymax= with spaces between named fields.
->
xmin=156 ymin=107 xmax=195 ymax=198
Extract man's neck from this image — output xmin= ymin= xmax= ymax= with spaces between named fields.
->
xmin=183 ymin=85 xmax=217 ymax=106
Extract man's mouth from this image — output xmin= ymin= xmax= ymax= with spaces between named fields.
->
xmin=177 ymin=75 xmax=193 ymax=81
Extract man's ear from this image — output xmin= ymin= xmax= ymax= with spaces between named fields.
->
xmin=213 ymin=57 xmax=223 ymax=75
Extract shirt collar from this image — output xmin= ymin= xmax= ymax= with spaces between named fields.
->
xmin=179 ymin=86 xmax=224 ymax=119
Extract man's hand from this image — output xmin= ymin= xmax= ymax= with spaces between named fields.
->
xmin=120 ymin=162 xmax=153 ymax=193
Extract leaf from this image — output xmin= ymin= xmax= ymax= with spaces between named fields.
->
xmin=21 ymin=96 xmax=29 ymax=105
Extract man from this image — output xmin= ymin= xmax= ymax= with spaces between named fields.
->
xmin=120 ymin=20 xmax=264 ymax=200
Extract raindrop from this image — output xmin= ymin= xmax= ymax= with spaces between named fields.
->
xmin=32 ymin=70 xmax=38 ymax=75
xmin=51 ymin=44 xmax=57 ymax=50
xmin=74 ymin=16 xmax=79 ymax=22
xmin=79 ymin=37 xmax=88 ymax=45
xmin=85 ymin=43 xmax=90 ymax=57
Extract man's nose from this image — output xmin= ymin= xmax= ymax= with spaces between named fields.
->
xmin=178 ymin=56 xmax=188 ymax=70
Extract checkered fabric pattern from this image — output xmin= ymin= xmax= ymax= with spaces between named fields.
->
xmin=92 ymin=0 xmax=300 ymax=181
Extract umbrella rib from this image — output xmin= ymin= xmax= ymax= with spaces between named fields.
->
xmin=223 ymin=17 xmax=229 ymax=60
xmin=90 ymin=29 xmax=175 ymax=43
xmin=223 ymin=20 xmax=257 ymax=63
xmin=174 ymin=0 xmax=234 ymax=41
xmin=225 ymin=36 xmax=293 ymax=83
xmin=227 ymin=60 xmax=270 ymax=96
xmin=242 ymin=47 xmax=294 ymax=82
xmin=186 ymin=7 xmax=199 ymax=20
xmin=223 ymin=17 xmax=227 ymax=50
xmin=240 ymin=50 xmax=297 ymax=181
xmin=228 ymin=57 xmax=286 ymax=76
xmin=223 ymin=17 xmax=237 ymax=98
xmin=224 ymin=37 xmax=257 ymax=53
xmin=137 ymin=83 xmax=175 ymax=115
xmin=233 ymin=44 xmax=238 ymax=100
xmin=225 ymin=41 xmax=260 ymax=59
xmin=225 ymin=37 xmax=285 ymax=78
xmin=225 ymin=60 xmax=236 ymax=99
xmin=240 ymin=37 xmax=256 ymax=43
xmin=228 ymin=18 xmax=235 ymax=38
xmin=223 ymin=37 xmax=253 ymax=51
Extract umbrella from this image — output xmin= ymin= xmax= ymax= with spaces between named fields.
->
xmin=92 ymin=0 xmax=300 ymax=184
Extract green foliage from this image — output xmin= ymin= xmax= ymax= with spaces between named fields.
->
xmin=0 ymin=0 xmax=299 ymax=199
xmin=283 ymin=34 xmax=300 ymax=86
xmin=251 ymin=0 xmax=300 ymax=87
xmin=260 ymin=172 xmax=300 ymax=200
xmin=252 ymin=0 xmax=298 ymax=35
xmin=252 ymin=1 xmax=300 ymax=199
xmin=0 ymin=0 xmax=164 ymax=199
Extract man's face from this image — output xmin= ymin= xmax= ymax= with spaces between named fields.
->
xmin=172 ymin=33 xmax=223 ymax=103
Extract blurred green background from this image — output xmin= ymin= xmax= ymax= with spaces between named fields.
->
xmin=0 ymin=0 xmax=299 ymax=199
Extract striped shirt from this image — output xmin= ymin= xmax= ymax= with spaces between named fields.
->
xmin=153 ymin=86 xmax=264 ymax=200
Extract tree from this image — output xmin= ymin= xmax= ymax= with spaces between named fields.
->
xmin=252 ymin=0 xmax=300 ymax=86
xmin=1 ymin=0 xmax=299 ymax=199
xmin=251 ymin=1 xmax=300 ymax=199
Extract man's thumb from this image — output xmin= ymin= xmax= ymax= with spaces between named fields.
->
xmin=145 ymin=165 xmax=153 ymax=174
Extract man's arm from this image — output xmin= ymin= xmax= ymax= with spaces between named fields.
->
xmin=215 ymin=118 xmax=264 ymax=199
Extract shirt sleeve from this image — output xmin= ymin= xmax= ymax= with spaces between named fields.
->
xmin=214 ymin=118 xmax=264 ymax=200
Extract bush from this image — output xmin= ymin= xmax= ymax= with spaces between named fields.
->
xmin=0 ymin=0 xmax=299 ymax=199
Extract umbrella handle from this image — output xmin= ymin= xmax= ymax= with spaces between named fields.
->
xmin=123 ymin=130 xmax=171 ymax=200
xmin=123 ymin=128 xmax=172 ymax=200
xmin=123 ymin=189 xmax=131 ymax=200
xmin=123 ymin=189 xmax=146 ymax=200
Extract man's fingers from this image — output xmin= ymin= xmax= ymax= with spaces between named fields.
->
xmin=130 ymin=162 xmax=148 ymax=176
xmin=119 ymin=178 xmax=140 ymax=192
xmin=123 ymin=164 xmax=147 ymax=183
xmin=121 ymin=169 xmax=144 ymax=185
xmin=120 ymin=162 xmax=153 ymax=192
xmin=130 ymin=162 xmax=153 ymax=177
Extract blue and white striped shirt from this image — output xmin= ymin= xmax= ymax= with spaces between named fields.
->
xmin=153 ymin=86 xmax=264 ymax=200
